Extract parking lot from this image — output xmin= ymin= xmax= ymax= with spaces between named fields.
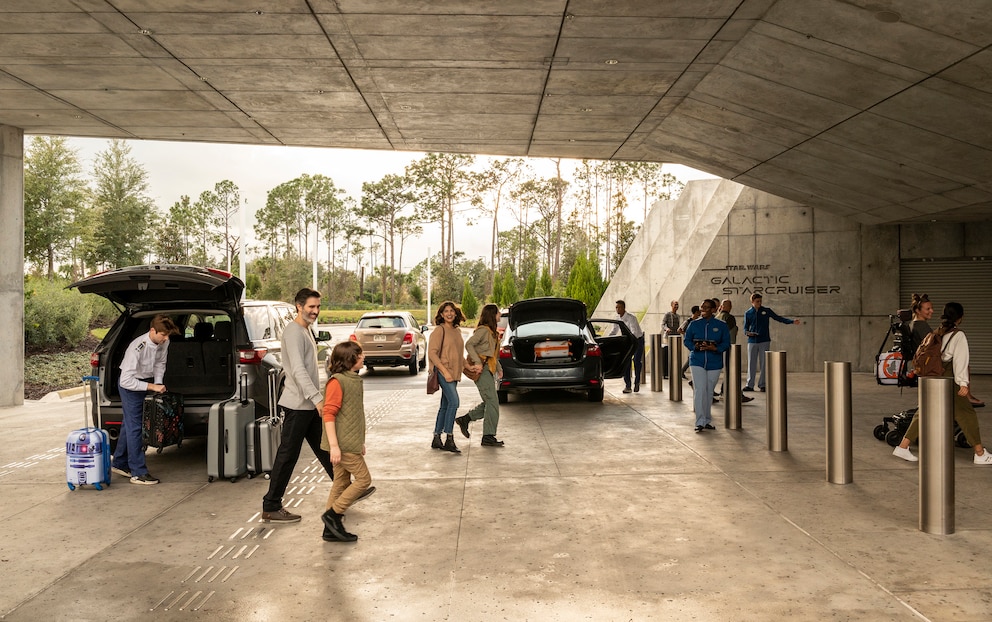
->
xmin=2 ymin=351 xmax=992 ymax=620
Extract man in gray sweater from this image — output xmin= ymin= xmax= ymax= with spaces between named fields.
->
xmin=262 ymin=288 xmax=336 ymax=522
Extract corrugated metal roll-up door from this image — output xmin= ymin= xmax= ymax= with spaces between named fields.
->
xmin=900 ymin=259 xmax=992 ymax=374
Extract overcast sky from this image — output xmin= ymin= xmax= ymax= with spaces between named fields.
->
xmin=63 ymin=137 xmax=716 ymax=271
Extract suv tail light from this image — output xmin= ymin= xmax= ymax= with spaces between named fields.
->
xmin=349 ymin=334 xmax=358 ymax=342
xmin=239 ymin=347 xmax=268 ymax=365
xmin=403 ymin=333 xmax=414 ymax=344
xmin=499 ymin=345 xmax=512 ymax=359
xmin=586 ymin=344 xmax=601 ymax=357
xmin=90 ymin=352 xmax=100 ymax=368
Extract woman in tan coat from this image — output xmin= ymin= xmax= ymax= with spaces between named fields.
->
xmin=429 ymin=301 xmax=466 ymax=453
xmin=456 ymin=304 xmax=504 ymax=447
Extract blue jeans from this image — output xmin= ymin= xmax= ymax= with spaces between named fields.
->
xmin=746 ymin=341 xmax=771 ymax=389
xmin=113 ymin=387 xmax=149 ymax=476
xmin=690 ymin=366 xmax=722 ymax=427
xmin=434 ymin=374 xmax=459 ymax=435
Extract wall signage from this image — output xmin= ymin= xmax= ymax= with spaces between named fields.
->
xmin=703 ymin=265 xmax=841 ymax=297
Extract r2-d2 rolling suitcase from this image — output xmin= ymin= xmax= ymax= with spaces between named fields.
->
xmin=247 ymin=369 xmax=283 ymax=480
xmin=66 ymin=376 xmax=111 ymax=491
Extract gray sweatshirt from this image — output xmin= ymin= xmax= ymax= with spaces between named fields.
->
xmin=278 ymin=320 xmax=321 ymax=410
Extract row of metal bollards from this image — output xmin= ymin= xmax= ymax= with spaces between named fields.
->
xmin=643 ymin=334 xmax=955 ymax=535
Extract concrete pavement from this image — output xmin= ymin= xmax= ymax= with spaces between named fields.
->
xmin=1 ymin=369 xmax=991 ymax=621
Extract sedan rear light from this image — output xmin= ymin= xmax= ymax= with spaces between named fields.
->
xmin=403 ymin=332 xmax=414 ymax=344
xmin=349 ymin=334 xmax=358 ymax=342
xmin=586 ymin=344 xmax=602 ymax=357
xmin=238 ymin=347 xmax=268 ymax=365
xmin=90 ymin=352 xmax=100 ymax=368
xmin=499 ymin=346 xmax=512 ymax=359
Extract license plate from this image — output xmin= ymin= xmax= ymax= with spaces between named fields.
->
xmin=373 ymin=335 xmax=387 ymax=342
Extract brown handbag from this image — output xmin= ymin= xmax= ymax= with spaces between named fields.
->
xmin=462 ymin=358 xmax=482 ymax=382
xmin=427 ymin=326 xmax=445 ymax=394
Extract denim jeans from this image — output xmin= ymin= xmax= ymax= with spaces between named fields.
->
xmin=690 ymin=366 xmax=722 ymax=428
xmin=112 ymin=387 xmax=149 ymax=476
xmin=746 ymin=341 xmax=771 ymax=389
xmin=263 ymin=407 xmax=334 ymax=512
xmin=464 ymin=367 xmax=500 ymax=436
xmin=434 ymin=374 xmax=459 ymax=435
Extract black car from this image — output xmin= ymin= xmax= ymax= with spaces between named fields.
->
xmin=69 ymin=265 xmax=329 ymax=449
xmin=497 ymin=297 xmax=636 ymax=403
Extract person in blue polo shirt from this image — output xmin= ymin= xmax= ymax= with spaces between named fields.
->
xmin=683 ymin=300 xmax=730 ymax=432
xmin=742 ymin=293 xmax=801 ymax=392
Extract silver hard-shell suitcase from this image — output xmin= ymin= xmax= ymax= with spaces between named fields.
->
xmin=247 ymin=369 xmax=282 ymax=479
xmin=207 ymin=374 xmax=253 ymax=483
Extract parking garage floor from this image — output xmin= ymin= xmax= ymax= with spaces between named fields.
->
xmin=2 ymin=370 xmax=991 ymax=621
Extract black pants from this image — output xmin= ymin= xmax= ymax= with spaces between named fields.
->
xmin=263 ymin=407 xmax=334 ymax=512
xmin=624 ymin=335 xmax=645 ymax=389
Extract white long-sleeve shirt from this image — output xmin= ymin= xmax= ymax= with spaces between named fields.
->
xmin=941 ymin=330 xmax=970 ymax=388
xmin=118 ymin=332 xmax=168 ymax=392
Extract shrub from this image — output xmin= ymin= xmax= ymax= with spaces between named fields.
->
xmin=461 ymin=278 xmax=479 ymax=319
xmin=24 ymin=277 xmax=92 ymax=347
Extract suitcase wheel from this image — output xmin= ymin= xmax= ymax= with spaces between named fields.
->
xmin=246 ymin=472 xmax=254 ymax=480
xmin=208 ymin=476 xmax=215 ymax=483
xmin=156 ymin=447 xmax=163 ymax=454
xmin=264 ymin=473 xmax=270 ymax=480
xmin=229 ymin=477 xmax=237 ymax=483
xmin=67 ymin=482 xmax=75 ymax=491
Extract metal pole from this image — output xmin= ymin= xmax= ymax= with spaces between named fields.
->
xmin=668 ymin=335 xmax=683 ymax=401
xmin=650 ymin=334 xmax=664 ymax=392
xmin=724 ymin=344 xmax=742 ymax=429
xmin=824 ymin=361 xmax=852 ymax=484
xmin=766 ymin=351 xmax=787 ymax=451
xmin=919 ymin=376 xmax=955 ymax=535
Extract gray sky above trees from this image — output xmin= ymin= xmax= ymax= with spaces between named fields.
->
xmin=62 ymin=137 xmax=714 ymax=271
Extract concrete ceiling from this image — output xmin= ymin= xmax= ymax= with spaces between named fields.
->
xmin=2 ymin=0 xmax=991 ymax=225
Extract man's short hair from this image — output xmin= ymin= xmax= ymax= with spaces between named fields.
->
xmin=151 ymin=314 xmax=179 ymax=335
xmin=294 ymin=287 xmax=321 ymax=308
xmin=750 ymin=293 xmax=763 ymax=301
xmin=615 ymin=300 xmax=626 ymax=307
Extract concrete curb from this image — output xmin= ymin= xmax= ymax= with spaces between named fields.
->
xmin=40 ymin=385 xmax=85 ymax=402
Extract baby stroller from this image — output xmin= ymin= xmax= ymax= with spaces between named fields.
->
xmin=874 ymin=406 xmax=971 ymax=448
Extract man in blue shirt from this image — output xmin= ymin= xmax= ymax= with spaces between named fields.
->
xmin=742 ymin=293 xmax=801 ymax=392
xmin=683 ymin=300 xmax=730 ymax=432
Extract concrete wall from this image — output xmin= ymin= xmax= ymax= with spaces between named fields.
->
xmin=0 ymin=125 xmax=24 ymax=407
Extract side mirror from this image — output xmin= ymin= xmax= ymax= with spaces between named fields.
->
xmin=421 ymin=325 xmax=429 ymax=333
xmin=316 ymin=330 xmax=331 ymax=342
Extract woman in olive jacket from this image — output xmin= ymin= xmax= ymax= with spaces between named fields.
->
xmin=456 ymin=304 xmax=504 ymax=447
xmin=429 ymin=301 xmax=466 ymax=453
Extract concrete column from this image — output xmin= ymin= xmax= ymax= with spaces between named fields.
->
xmin=0 ymin=125 xmax=24 ymax=407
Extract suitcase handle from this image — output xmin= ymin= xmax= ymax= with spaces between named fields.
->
xmin=82 ymin=375 xmax=100 ymax=429
xmin=239 ymin=372 xmax=249 ymax=405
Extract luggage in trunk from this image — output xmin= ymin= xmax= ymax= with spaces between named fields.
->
xmin=142 ymin=392 xmax=184 ymax=453
xmin=207 ymin=374 xmax=253 ymax=483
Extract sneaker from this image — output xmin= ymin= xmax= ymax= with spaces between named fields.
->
xmin=694 ymin=425 xmax=704 ymax=433
xmin=741 ymin=395 xmax=755 ymax=403
xmin=354 ymin=486 xmax=376 ymax=503
xmin=892 ymin=446 xmax=918 ymax=462
xmin=622 ymin=387 xmax=632 ymax=394
xmin=633 ymin=384 xmax=640 ymax=393
xmin=130 ymin=473 xmax=160 ymax=485
xmin=111 ymin=466 xmax=131 ymax=477
xmin=704 ymin=424 xmax=716 ymax=430
xmin=974 ymin=451 xmax=992 ymax=465
xmin=742 ymin=386 xmax=754 ymax=392
xmin=261 ymin=508 xmax=302 ymax=522
xmin=758 ymin=387 xmax=766 ymax=392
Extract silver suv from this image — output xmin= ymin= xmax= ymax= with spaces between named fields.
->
xmin=70 ymin=265 xmax=329 ymax=450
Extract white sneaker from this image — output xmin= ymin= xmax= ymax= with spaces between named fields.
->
xmin=974 ymin=451 xmax=992 ymax=465
xmin=892 ymin=446 xmax=918 ymax=462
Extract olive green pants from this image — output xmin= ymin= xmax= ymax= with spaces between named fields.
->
xmin=904 ymin=364 xmax=981 ymax=447
xmin=464 ymin=367 xmax=500 ymax=436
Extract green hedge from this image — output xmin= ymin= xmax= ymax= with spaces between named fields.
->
xmin=24 ymin=277 xmax=91 ymax=347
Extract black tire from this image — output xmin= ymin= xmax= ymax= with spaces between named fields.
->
xmin=419 ymin=355 xmax=427 ymax=370
xmin=885 ymin=429 xmax=903 ymax=447
xmin=408 ymin=349 xmax=419 ymax=375
xmin=588 ymin=386 xmax=604 ymax=402
xmin=497 ymin=391 xmax=508 ymax=404
xmin=873 ymin=424 xmax=887 ymax=441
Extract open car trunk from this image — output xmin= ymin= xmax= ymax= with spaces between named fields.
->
xmin=510 ymin=337 xmax=586 ymax=365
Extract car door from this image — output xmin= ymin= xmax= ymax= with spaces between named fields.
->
xmin=588 ymin=319 xmax=636 ymax=378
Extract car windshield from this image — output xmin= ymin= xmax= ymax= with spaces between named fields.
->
xmin=514 ymin=320 xmax=584 ymax=339
xmin=358 ymin=316 xmax=404 ymax=329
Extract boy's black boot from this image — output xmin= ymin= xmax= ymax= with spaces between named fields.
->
xmin=322 ymin=509 xmax=357 ymax=542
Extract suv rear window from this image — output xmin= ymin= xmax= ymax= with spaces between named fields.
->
xmin=358 ymin=316 xmax=405 ymax=329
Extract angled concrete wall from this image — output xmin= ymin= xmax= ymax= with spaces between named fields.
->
xmin=0 ymin=125 xmax=24 ymax=407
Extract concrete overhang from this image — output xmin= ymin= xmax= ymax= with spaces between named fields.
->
xmin=2 ymin=0 xmax=991 ymax=225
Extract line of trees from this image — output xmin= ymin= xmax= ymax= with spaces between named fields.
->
xmin=23 ymin=137 xmax=684 ymax=314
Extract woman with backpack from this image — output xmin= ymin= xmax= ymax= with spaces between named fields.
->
xmin=893 ymin=302 xmax=992 ymax=464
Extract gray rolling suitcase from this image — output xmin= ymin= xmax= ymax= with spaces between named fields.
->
xmin=207 ymin=374 xmax=253 ymax=483
xmin=247 ymin=370 xmax=282 ymax=480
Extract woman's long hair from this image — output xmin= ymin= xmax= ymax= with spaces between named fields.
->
xmin=434 ymin=301 xmax=464 ymax=326
xmin=910 ymin=293 xmax=930 ymax=318
xmin=935 ymin=301 xmax=963 ymax=337
xmin=328 ymin=340 xmax=363 ymax=375
xmin=476 ymin=304 xmax=500 ymax=338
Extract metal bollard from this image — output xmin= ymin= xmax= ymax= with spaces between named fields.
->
xmin=919 ymin=377 xmax=955 ymax=535
xmin=650 ymin=334 xmax=665 ymax=392
xmin=724 ymin=345 xmax=742 ymax=429
xmin=824 ymin=361 xmax=852 ymax=484
xmin=668 ymin=335 xmax=683 ymax=401
xmin=766 ymin=351 xmax=787 ymax=451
